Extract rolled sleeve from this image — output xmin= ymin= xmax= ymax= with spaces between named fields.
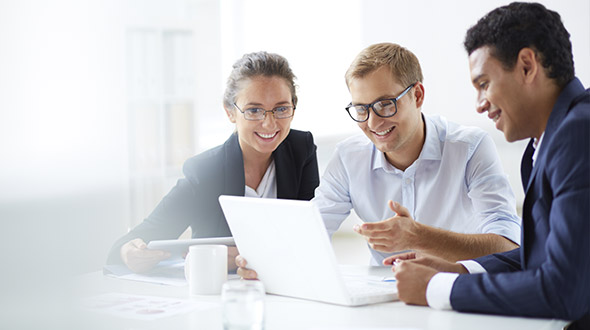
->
xmin=466 ymin=134 xmax=522 ymax=245
xmin=479 ymin=215 xmax=522 ymax=245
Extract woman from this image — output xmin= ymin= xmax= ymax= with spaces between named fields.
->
xmin=107 ymin=51 xmax=319 ymax=273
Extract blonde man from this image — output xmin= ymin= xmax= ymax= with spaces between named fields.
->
xmin=315 ymin=42 xmax=520 ymax=264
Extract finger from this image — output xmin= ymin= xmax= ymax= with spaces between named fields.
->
xmin=360 ymin=221 xmax=390 ymax=232
xmin=364 ymin=229 xmax=394 ymax=239
xmin=392 ymin=251 xmax=418 ymax=261
xmin=235 ymin=255 xmax=247 ymax=268
xmin=388 ymin=200 xmax=411 ymax=217
xmin=130 ymin=238 xmax=147 ymax=249
xmin=367 ymin=237 xmax=392 ymax=246
xmin=393 ymin=260 xmax=404 ymax=276
xmin=391 ymin=259 xmax=403 ymax=271
xmin=383 ymin=256 xmax=396 ymax=265
xmin=227 ymin=246 xmax=239 ymax=257
xmin=236 ymin=267 xmax=258 ymax=280
xmin=370 ymin=243 xmax=392 ymax=252
xmin=383 ymin=254 xmax=413 ymax=266
xmin=384 ymin=255 xmax=407 ymax=265
xmin=393 ymin=258 xmax=416 ymax=273
xmin=130 ymin=245 xmax=170 ymax=257
xmin=355 ymin=225 xmax=392 ymax=241
xmin=353 ymin=224 xmax=361 ymax=234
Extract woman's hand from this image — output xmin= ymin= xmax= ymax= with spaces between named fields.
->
xmin=228 ymin=246 xmax=240 ymax=272
xmin=235 ymin=255 xmax=259 ymax=280
xmin=120 ymin=238 xmax=171 ymax=273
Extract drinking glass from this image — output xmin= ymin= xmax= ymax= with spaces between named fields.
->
xmin=221 ymin=280 xmax=265 ymax=330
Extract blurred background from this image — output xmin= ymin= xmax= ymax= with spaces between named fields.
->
xmin=0 ymin=0 xmax=588 ymax=279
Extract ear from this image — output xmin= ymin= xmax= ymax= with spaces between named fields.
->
xmin=413 ymin=82 xmax=425 ymax=108
xmin=516 ymin=48 xmax=539 ymax=84
xmin=225 ymin=106 xmax=236 ymax=124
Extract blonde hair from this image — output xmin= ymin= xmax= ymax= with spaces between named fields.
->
xmin=345 ymin=43 xmax=423 ymax=88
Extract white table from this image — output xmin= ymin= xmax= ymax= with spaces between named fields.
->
xmin=74 ymin=266 xmax=569 ymax=330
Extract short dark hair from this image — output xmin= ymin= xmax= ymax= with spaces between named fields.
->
xmin=464 ymin=2 xmax=574 ymax=87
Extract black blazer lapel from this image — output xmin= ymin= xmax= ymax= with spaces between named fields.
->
xmin=274 ymin=141 xmax=297 ymax=199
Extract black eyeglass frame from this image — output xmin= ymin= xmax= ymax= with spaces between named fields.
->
xmin=345 ymin=82 xmax=417 ymax=122
xmin=233 ymin=103 xmax=296 ymax=121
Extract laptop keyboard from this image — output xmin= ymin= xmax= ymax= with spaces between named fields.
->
xmin=345 ymin=281 xmax=396 ymax=297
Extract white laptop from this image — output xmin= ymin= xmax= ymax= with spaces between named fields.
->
xmin=218 ymin=195 xmax=398 ymax=306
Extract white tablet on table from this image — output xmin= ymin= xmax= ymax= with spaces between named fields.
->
xmin=147 ymin=237 xmax=235 ymax=258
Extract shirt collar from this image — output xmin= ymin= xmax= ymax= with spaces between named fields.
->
xmin=532 ymin=132 xmax=545 ymax=168
xmin=419 ymin=114 xmax=443 ymax=161
xmin=371 ymin=114 xmax=441 ymax=172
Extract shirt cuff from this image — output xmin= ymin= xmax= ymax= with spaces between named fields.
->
xmin=458 ymin=260 xmax=487 ymax=274
xmin=426 ymin=272 xmax=459 ymax=310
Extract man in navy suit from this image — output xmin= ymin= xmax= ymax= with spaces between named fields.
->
xmin=388 ymin=3 xmax=589 ymax=329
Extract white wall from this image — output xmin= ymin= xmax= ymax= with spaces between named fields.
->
xmin=0 ymin=0 xmax=129 ymax=278
xmin=0 ymin=2 xmax=129 ymax=327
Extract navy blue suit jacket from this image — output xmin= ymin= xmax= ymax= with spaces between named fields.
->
xmin=107 ymin=129 xmax=319 ymax=264
xmin=450 ymin=78 xmax=590 ymax=328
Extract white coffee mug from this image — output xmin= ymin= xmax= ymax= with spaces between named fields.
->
xmin=184 ymin=244 xmax=228 ymax=295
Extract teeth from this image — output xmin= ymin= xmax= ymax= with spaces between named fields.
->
xmin=375 ymin=127 xmax=393 ymax=136
xmin=492 ymin=114 xmax=500 ymax=122
xmin=257 ymin=132 xmax=277 ymax=139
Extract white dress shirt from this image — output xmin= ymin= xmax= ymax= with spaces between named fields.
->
xmin=244 ymin=160 xmax=277 ymax=198
xmin=314 ymin=114 xmax=521 ymax=265
xmin=532 ymin=133 xmax=545 ymax=167
xmin=426 ymin=131 xmax=545 ymax=310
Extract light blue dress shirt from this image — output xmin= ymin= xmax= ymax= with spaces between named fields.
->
xmin=313 ymin=114 xmax=521 ymax=265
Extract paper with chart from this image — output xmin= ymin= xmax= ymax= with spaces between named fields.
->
xmin=81 ymin=292 xmax=216 ymax=320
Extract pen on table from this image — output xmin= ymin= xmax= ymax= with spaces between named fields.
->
xmin=379 ymin=260 xmax=401 ymax=283
xmin=382 ymin=276 xmax=396 ymax=282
